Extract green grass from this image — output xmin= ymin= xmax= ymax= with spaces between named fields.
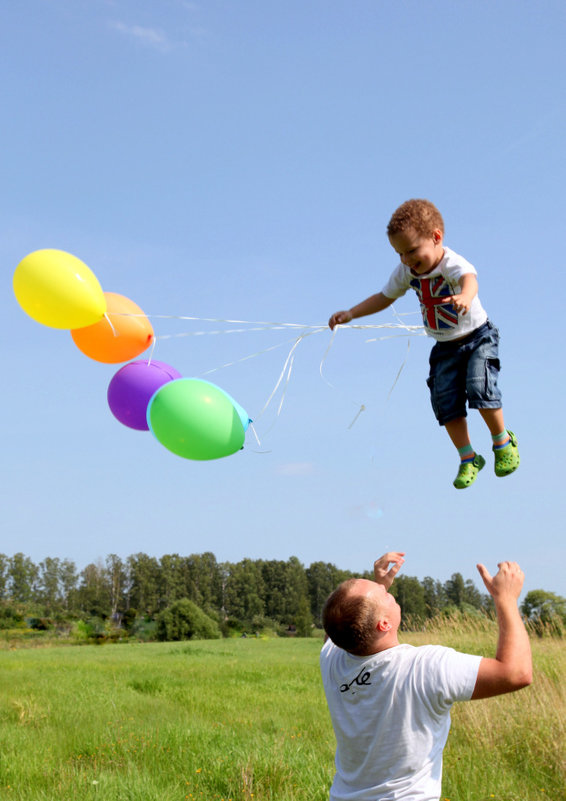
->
xmin=0 ymin=631 xmax=564 ymax=801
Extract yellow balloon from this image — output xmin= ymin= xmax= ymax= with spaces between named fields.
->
xmin=13 ymin=249 xmax=107 ymax=329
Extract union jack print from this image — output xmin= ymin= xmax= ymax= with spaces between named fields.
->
xmin=409 ymin=275 xmax=459 ymax=331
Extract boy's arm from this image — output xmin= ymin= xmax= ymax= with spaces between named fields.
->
xmin=329 ymin=292 xmax=395 ymax=329
xmin=471 ymin=561 xmax=532 ymax=700
xmin=446 ymin=273 xmax=478 ymax=316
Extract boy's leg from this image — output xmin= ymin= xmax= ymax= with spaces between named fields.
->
xmin=478 ymin=408 xmax=520 ymax=477
xmin=444 ymin=416 xmax=472 ymax=449
xmin=427 ymin=342 xmax=485 ymax=489
xmin=478 ymin=407 xmax=505 ymax=435
xmin=465 ymin=322 xmax=520 ymax=477
xmin=445 ymin=417 xmax=486 ymax=489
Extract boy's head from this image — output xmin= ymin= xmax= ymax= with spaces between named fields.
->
xmin=387 ymin=199 xmax=444 ymax=238
xmin=387 ymin=199 xmax=445 ymax=275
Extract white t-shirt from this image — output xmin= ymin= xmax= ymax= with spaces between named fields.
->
xmin=320 ymin=640 xmax=481 ymax=801
xmin=381 ymin=247 xmax=488 ymax=342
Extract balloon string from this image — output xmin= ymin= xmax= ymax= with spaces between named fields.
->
xmin=318 ymin=325 xmax=339 ymax=388
xmin=110 ymin=312 xmax=425 ymax=439
xmin=112 ymin=312 xmax=326 ymax=330
xmin=146 ymin=337 xmax=157 ymax=368
xmin=348 ymin=404 xmax=366 ymax=429
xmin=249 ymin=421 xmax=261 ymax=446
xmin=196 ymin=334 xmax=307 ymax=376
xmin=104 ymin=312 xmax=118 ymax=337
xmin=111 ymin=311 xmax=425 ymax=337
xmin=386 ymin=338 xmax=411 ymax=401
xmin=255 ymin=329 xmax=324 ymax=423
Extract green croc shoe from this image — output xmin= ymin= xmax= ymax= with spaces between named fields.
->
xmin=494 ymin=430 xmax=520 ymax=477
xmin=453 ymin=454 xmax=486 ymax=489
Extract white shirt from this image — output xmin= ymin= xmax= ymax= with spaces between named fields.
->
xmin=320 ymin=640 xmax=481 ymax=801
xmin=381 ymin=247 xmax=488 ymax=342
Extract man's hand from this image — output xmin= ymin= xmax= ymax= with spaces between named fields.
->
xmin=373 ymin=552 xmax=405 ymax=589
xmin=328 ymin=310 xmax=353 ymax=329
xmin=476 ymin=561 xmax=524 ymax=603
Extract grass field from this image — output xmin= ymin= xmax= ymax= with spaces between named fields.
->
xmin=0 ymin=627 xmax=564 ymax=801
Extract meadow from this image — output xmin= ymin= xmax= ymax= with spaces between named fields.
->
xmin=0 ymin=625 xmax=564 ymax=801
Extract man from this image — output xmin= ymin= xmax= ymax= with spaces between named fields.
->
xmin=320 ymin=552 xmax=532 ymax=801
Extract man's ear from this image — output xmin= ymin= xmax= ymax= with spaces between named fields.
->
xmin=432 ymin=228 xmax=443 ymax=244
xmin=376 ymin=618 xmax=392 ymax=632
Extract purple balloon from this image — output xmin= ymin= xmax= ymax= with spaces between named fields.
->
xmin=108 ymin=360 xmax=182 ymax=431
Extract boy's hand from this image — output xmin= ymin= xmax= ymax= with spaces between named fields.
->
xmin=329 ymin=310 xmax=353 ymax=329
xmin=446 ymin=292 xmax=473 ymax=315
xmin=446 ymin=274 xmax=478 ymax=315
xmin=373 ymin=552 xmax=405 ymax=589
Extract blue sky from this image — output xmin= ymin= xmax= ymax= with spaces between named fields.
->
xmin=2 ymin=0 xmax=565 ymax=597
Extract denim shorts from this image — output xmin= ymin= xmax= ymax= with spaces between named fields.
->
xmin=426 ymin=320 xmax=503 ymax=425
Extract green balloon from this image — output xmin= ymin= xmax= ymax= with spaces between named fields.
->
xmin=147 ymin=378 xmax=245 ymax=460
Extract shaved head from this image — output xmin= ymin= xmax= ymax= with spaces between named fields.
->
xmin=323 ymin=579 xmax=381 ymax=655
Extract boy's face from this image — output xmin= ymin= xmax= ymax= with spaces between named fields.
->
xmin=388 ymin=227 xmax=444 ymax=275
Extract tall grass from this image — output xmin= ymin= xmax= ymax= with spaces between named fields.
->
xmin=0 ymin=624 xmax=563 ymax=801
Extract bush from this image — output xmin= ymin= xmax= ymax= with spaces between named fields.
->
xmin=26 ymin=617 xmax=53 ymax=631
xmin=130 ymin=616 xmax=158 ymax=642
xmin=156 ymin=599 xmax=221 ymax=641
xmin=72 ymin=617 xmax=125 ymax=643
xmin=0 ymin=604 xmax=25 ymax=630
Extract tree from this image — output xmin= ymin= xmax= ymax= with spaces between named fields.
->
xmin=0 ymin=554 xmax=9 ymax=600
xmin=306 ymin=562 xmax=351 ymax=627
xmin=224 ymin=559 xmax=265 ymax=622
xmin=59 ymin=559 xmax=79 ymax=610
xmin=294 ymin=594 xmax=313 ymax=637
xmin=282 ymin=556 xmax=311 ymax=625
xmin=422 ymin=576 xmax=448 ymax=618
xmin=106 ymin=554 xmax=127 ymax=619
xmin=8 ymin=553 xmax=38 ymax=603
xmin=391 ymin=575 xmax=426 ymax=623
xmin=76 ymin=561 xmax=111 ymax=618
xmin=156 ymin=598 xmax=221 ymax=641
xmin=159 ymin=554 xmax=186 ymax=609
xmin=445 ymin=572 xmax=466 ymax=608
xmin=261 ymin=559 xmax=287 ymax=621
xmin=37 ymin=557 xmax=63 ymax=613
xmin=127 ymin=553 xmax=161 ymax=615
xmin=521 ymin=590 xmax=566 ymax=634
xmin=184 ymin=552 xmax=223 ymax=611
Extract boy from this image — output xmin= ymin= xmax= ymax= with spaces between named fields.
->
xmin=328 ymin=199 xmax=519 ymax=489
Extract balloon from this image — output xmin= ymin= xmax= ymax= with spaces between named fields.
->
xmin=13 ymin=249 xmax=106 ymax=329
xmin=147 ymin=378 xmax=246 ymax=460
xmin=71 ymin=292 xmax=154 ymax=363
xmin=108 ymin=360 xmax=182 ymax=431
xmin=214 ymin=385 xmax=251 ymax=431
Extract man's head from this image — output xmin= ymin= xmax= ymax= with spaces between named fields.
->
xmin=323 ymin=578 xmax=400 ymax=655
xmin=387 ymin=200 xmax=445 ymax=276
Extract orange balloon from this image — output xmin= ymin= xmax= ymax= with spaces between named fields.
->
xmin=71 ymin=292 xmax=154 ymax=364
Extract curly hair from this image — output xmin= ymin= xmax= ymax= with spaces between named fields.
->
xmin=387 ymin=199 xmax=444 ymax=238
xmin=322 ymin=579 xmax=378 ymax=655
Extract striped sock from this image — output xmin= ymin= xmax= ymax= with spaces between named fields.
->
xmin=458 ymin=444 xmax=475 ymax=463
xmin=492 ymin=430 xmax=511 ymax=450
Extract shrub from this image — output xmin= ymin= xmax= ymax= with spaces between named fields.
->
xmin=130 ymin=616 xmax=158 ymax=642
xmin=156 ymin=598 xmax=221 ymax=641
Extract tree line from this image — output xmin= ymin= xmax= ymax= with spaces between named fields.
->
xmin=1 ymin=552 xmax=563 ymax=641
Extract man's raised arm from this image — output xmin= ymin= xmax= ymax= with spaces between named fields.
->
xmin=471 ymin=561 xmax=532 ymax=700
xmin=373 ymin=552 xmax=405 ymax=589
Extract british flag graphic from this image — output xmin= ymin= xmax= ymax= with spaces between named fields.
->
xmin=409 ymin=275 xmax=459 ymax=331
